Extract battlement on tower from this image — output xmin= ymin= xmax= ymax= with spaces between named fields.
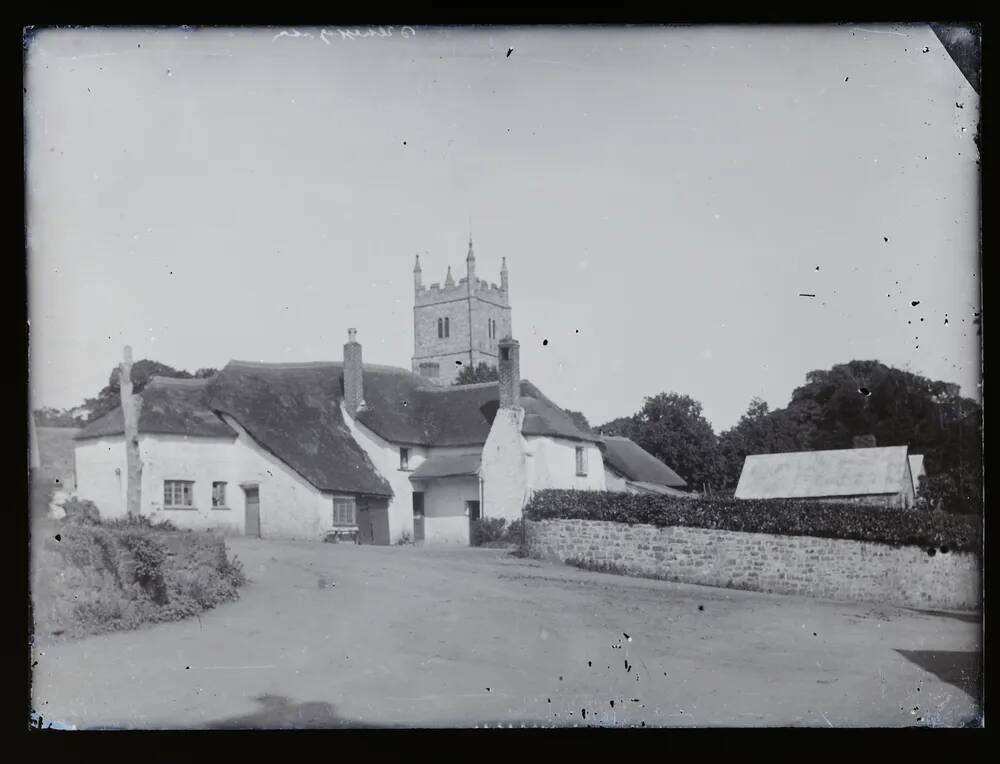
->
xmin=415 ymin=274 xmax=509 ymax=306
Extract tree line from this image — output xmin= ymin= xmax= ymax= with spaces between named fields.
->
xmin=594 ymin=360 xmax=982 ymax=515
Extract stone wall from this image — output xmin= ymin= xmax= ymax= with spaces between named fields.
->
xmin=524 ymin=519 xmax=980 ymax=611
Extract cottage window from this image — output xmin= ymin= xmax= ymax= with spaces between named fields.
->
xmin=333 ymin=496 xmax=357 ymax=527
xmin=212 ymin=481 xmax=227 ymax=508
xmin=164 ymin=480 xmax=194 ymax=508
xmin=575 ymin=447 xmax=587 ymax=476
xmin=399 ymin=447 xmax=410 ymax=471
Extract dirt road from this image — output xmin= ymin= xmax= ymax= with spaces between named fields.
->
xmin=31 ymin=538 xmax=982 ymax=728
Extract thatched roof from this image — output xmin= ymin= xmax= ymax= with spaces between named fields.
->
xmin=599 ymin=436 xmax=688 ymax=488
xmin=734 ymin=446 xmax=912 ymax=500
xmin=73 ymin=358 xmax=597 ymax=497
xmin=75 ymin=378 xmax=236 ymax=441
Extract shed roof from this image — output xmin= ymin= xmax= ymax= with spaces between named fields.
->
xmin=409 ymin=453 xmax=481 ymax=480
xmin=734 ymin=446 xmax=911 ymax=500
xmin=600 ymin=436 xmax=688 ymax=488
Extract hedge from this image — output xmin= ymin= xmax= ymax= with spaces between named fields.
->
xmin=523 ymin=489 xmax=982 ymax=553
xmin=32 ymin=512 xmax=247 ymax=639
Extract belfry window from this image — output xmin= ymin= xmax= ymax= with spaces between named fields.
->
xmin=438 ymin=318 xmax=443 ymax=338
xmin=444 ymin=317 xmax=450 ymax=338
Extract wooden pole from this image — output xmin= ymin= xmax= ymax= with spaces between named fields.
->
xmin=120 ymin=346 xmax=142 ymax=517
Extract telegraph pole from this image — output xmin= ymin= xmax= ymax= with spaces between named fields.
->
xmin=120 ymin=346 xmax=142 ymax=517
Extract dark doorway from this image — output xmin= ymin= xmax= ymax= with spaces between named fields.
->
xmin=412 ymin=491 xmax=425 ymax=542
xmin=466 ymin=499 xmax=481 ymax=544
xmin=466 ymin=500 xmax=481 ymax=521
xmin=244 ymin=487 xmax=260 ymax=537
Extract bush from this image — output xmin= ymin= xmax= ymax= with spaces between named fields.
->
xmin=470 ymin=517 xmax=507 ymax=547
xmin=60 ymin=497 xmax=101 ymax=524
xmin=504 ymin=518 xmax=525 ymax=545
xmin=33 ymin=516 xmax=246 ymax=639
xmin=523 ymin=489 xmax=982 ymax=553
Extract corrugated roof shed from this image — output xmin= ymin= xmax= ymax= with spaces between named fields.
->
xmin=734 ymin=446 xmax=911 ymax=500
xmin=600 ymin=436 xmax=688 ymax=488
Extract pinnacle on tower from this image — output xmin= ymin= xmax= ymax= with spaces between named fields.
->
xmin=467 ymin=236 xmax=475 ymax=261
xmin=413 ymin=254 xmax=422 ymax=273
xmin=413 ymin=254 xmax=423 ymax=290
xmin=445 ymin=265 xmax=455 ymax=287
xmin=500 ymin=256 xmax=509 ymax=292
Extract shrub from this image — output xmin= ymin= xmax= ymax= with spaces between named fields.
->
xmin=504 ymin=518 xmax=525 ymax=545
xmin=470 ymin=517 xmax=507 ymax=546
xmin=105 ymin=514 xmax=178 ymax=531
xmin=60 ymin=497 xmax=101 ymax=524
xmin=33 ymin=518 xmax=246 ymax=639
xmin=523 ymin=489 xmax=982 ymax=553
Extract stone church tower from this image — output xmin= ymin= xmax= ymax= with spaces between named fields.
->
xmin=411 ymin=238 xmax=512 ymax=385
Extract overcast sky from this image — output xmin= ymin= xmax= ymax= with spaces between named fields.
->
xmin=25 ymin=24 xmax=980 ymax=431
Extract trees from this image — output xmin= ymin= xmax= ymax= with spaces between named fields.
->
xmin=597 ymin=361 xmax=982 ymax=514
xmin=563 ymin=409 xmax=593 ymax=433
xmin=32 ymin=407 xmax=86 ymax=428
xmin=716 ymin=398 xmax=815 ymax=490
xmin=80 ymin=360 xmax=218 ymax=423
xmin=599 ymin=393 xmax=722 ymax=492
xmin=453 ymin=362 xmax=499 ymax=386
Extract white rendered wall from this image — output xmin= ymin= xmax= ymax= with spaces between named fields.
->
xmin=421 ymin=476 xmax=479 ymax=545
xmin=74 ymin=437 xmax=127 ymax=519
xmin=481 ymin=407 xmax=528 ymax=523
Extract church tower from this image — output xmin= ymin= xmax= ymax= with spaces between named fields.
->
xmin=411 ymin=238 xmax=512 ymax=385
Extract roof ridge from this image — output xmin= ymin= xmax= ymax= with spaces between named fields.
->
xmin=146 ymin=376 xmax=210 ymax=388
xmin=747 ymin=445 xmax=909 ymax=458
xmin=225 ymin=359 xmax=414 ymax=374
xmin=421 ymin=380 xmax=500 ymax=393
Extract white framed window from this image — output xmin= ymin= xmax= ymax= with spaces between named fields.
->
xmin=333 ymin=496 xmax=357 ymax=527
xmin=399 ymin=447 xmax=410 ymax=471
xmin=164 ymin=480 xmax=194 ymax=508
xmin=575 ymin=446 xmax=587 ymax=477
xmin=212 ymin=481 xmax=228 ymax=508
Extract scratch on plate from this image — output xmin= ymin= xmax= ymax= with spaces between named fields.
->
xmin=851 ymin=27 xmax=909 ymax=37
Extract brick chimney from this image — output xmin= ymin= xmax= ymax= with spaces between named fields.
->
xmin=498 ymin=337 xmax=520 ymax=409
xmin=343 ymin=328 xmax=365 ymax=416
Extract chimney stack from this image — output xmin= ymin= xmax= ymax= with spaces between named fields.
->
xmin=498 ymin=337 xmax=520 ymax=409
xmin=344 ymin=328 xmax=364 ymax=416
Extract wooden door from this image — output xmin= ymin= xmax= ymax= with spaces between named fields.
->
xmin=412 ymin=491 xmax=425 ymax=541
xmin=244 ymin=487 xmax=260 ymax=537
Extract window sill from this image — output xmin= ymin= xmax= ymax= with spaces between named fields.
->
xmin=164 ymin=506 xmax=197 ymax=511
xmin=576 ymin=473 xmax=588 ymax=478
xmin=212 ymin=506 xmax=231 ymax=511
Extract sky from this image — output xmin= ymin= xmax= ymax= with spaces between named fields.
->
xmin=25 ymin=24 xmax=981 ymax=432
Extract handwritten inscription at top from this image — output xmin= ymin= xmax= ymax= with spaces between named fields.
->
xmin=273 ymin=27 xmax=417 ymax=43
